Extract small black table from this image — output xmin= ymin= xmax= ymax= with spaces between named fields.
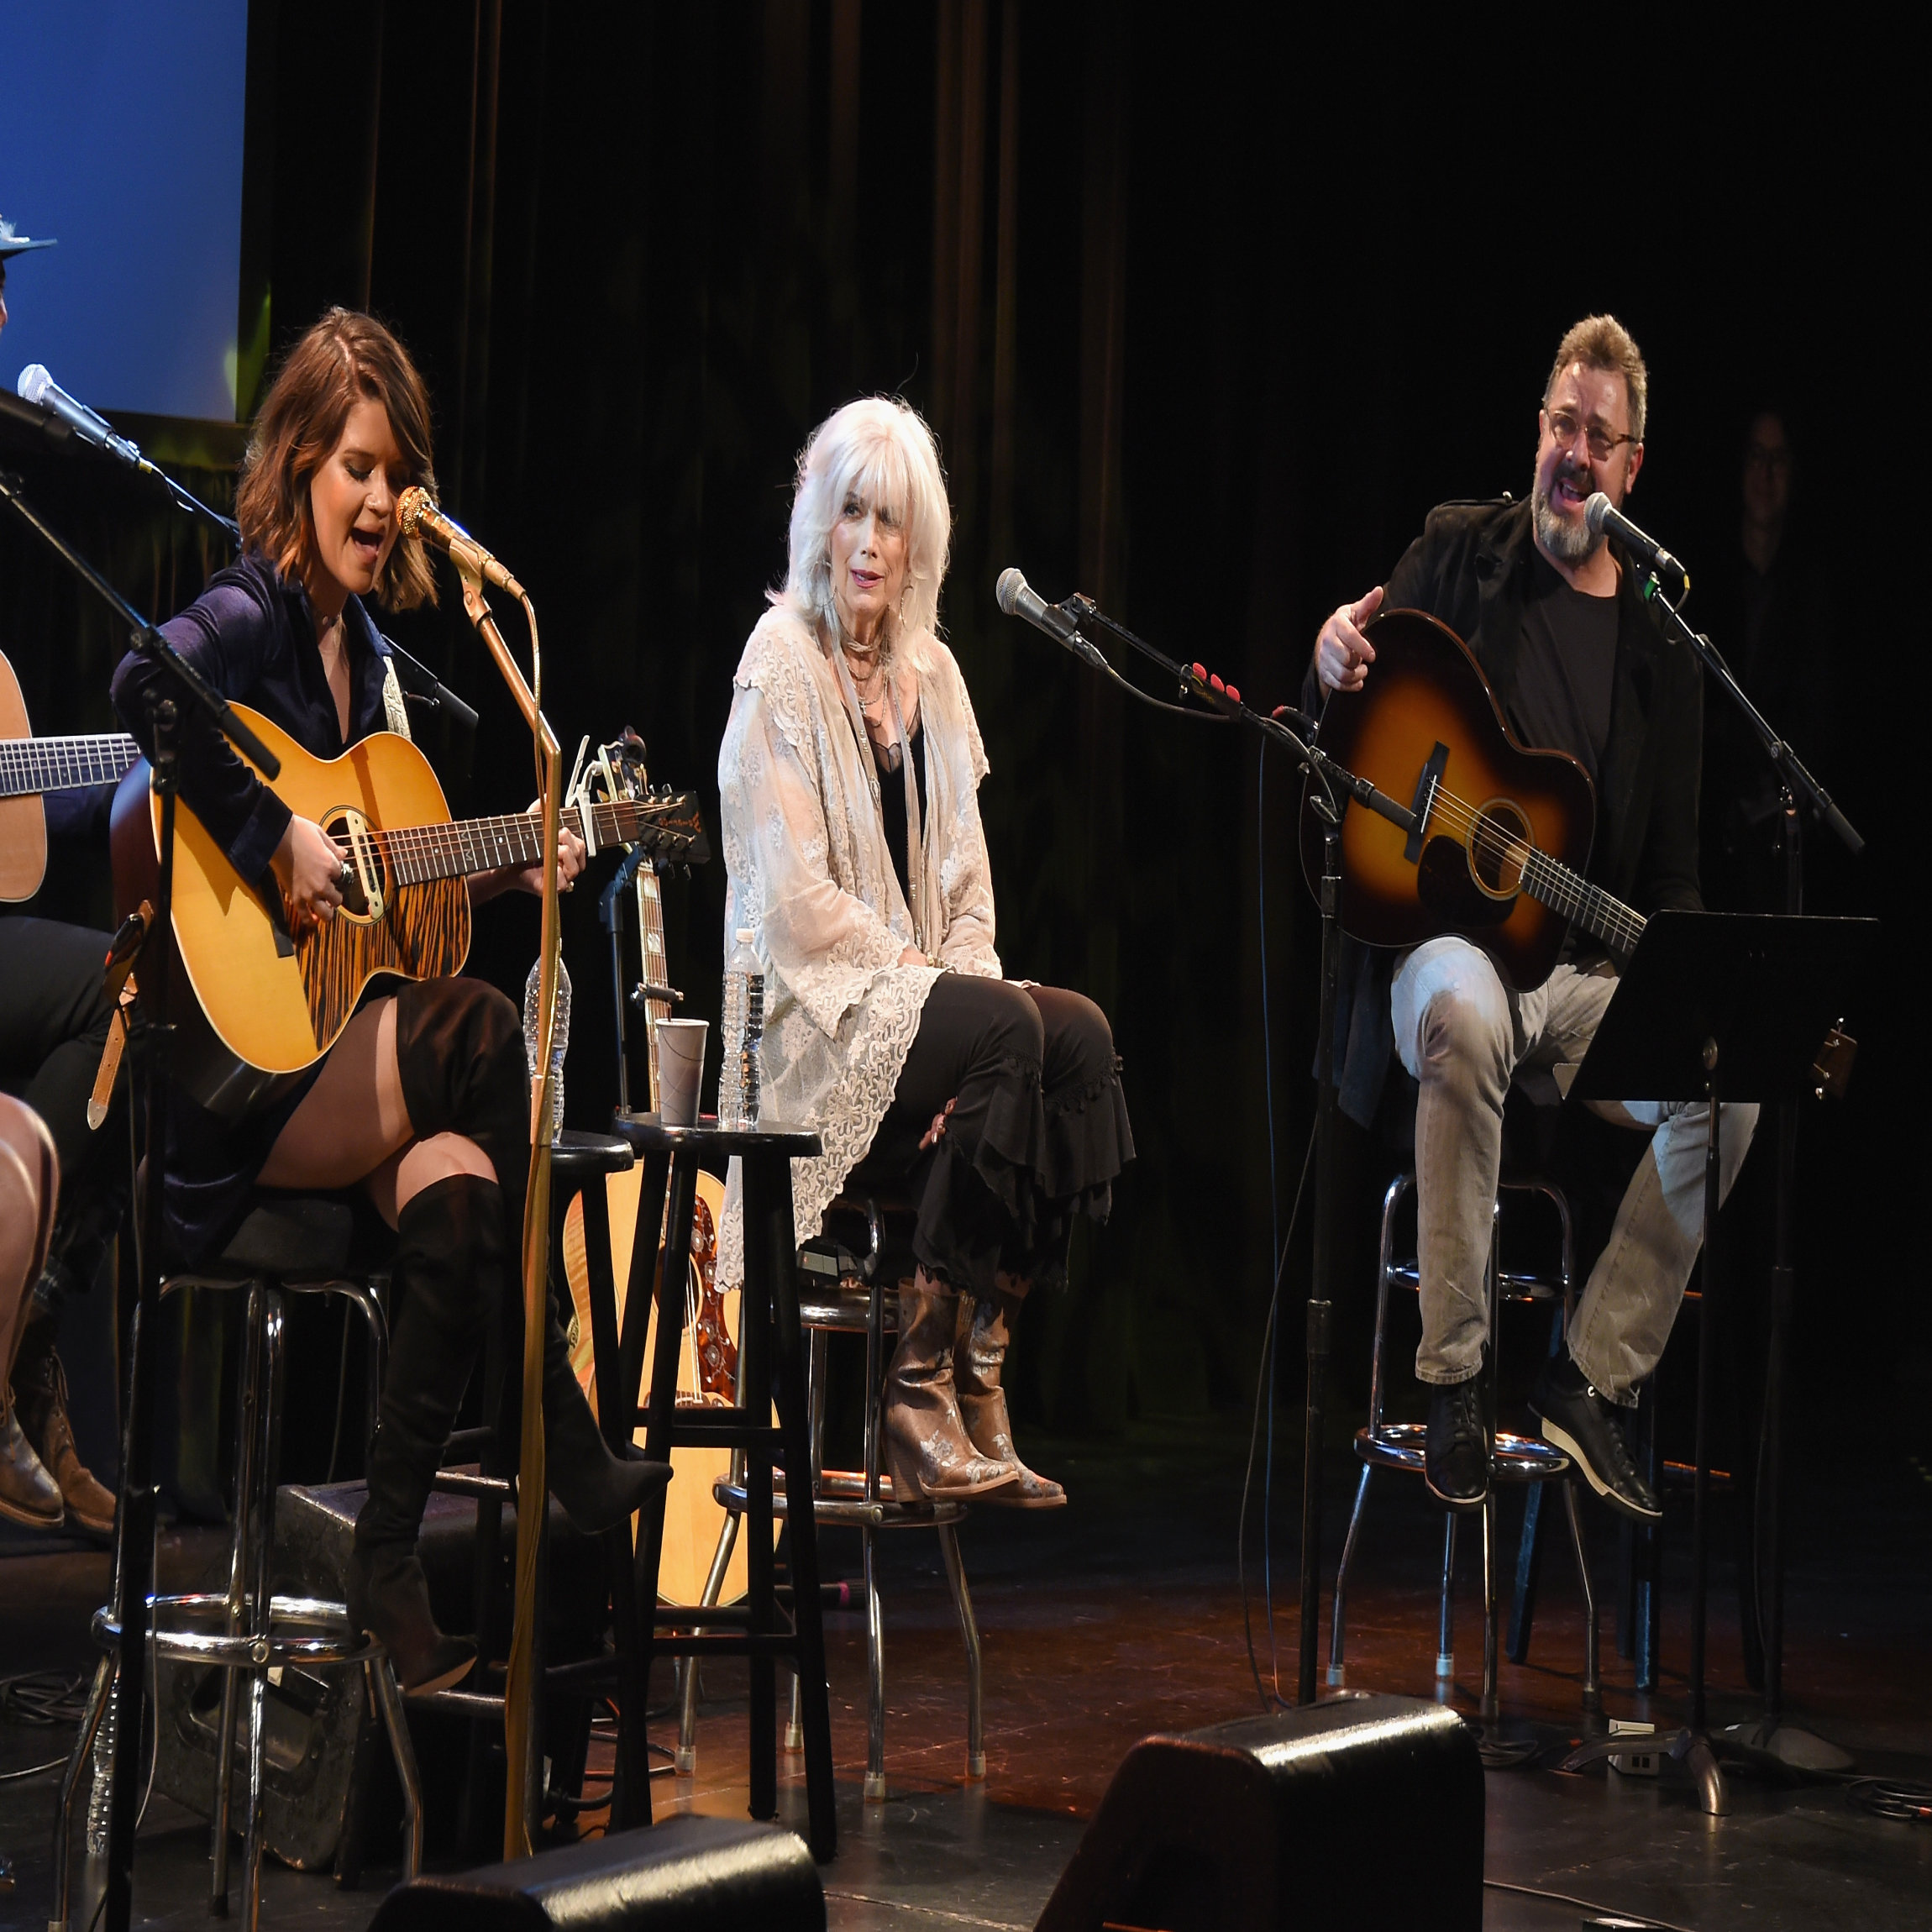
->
xmin=604 ymin=1112 xmax=836 ymax=1862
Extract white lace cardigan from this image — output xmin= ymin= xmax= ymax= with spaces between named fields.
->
xmin=714 ymin=605 xmax=1003 ymax=1291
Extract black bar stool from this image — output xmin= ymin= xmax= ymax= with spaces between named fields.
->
xmin=606 ymin=1113 xmax=836 ymax=1862
xmin=52 ymin=1194 xmax=423 ymax=1932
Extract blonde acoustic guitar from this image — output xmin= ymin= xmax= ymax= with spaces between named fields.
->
xmin=108 ymin=702 xmax=704 ymax=1116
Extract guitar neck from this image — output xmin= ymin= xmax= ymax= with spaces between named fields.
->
xmin=1519 ymin=848 xmax=1646 ymax=961
xmin=638 ymin=863 xmax=669 ymax=1112
xmin=383 ymin=801 xmax=651 ymax=885
xmin=0 ymin=733 xmax=141 ymax=800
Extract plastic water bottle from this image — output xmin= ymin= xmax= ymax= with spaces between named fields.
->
xmin=84 ymin=1662 xmax=117 ymax=1858
xmin=718 ymin=927 xmax=764 ymax=1130
xmin=522 ymin=955 xmax=571 ymax=1143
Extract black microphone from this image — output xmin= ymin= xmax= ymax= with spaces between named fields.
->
xmin=15 ymin=365 xmax=143 ymax=468
xmin=995 ymin=567 xmax=1087 ymax=649
xmin=0 ymin=388 xmax=76 ymax=454
xmin=1584 ymin=492 xmax=1688 ymax=590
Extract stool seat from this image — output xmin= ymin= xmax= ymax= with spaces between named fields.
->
xmin=611 ymin=1110 xmax=822 ymax=1157
xmin=549 ymin=1128 xmax=636 ymax=1183
xmin=209 ymin=1194 xmax=362 ymax=1280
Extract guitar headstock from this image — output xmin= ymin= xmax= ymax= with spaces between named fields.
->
xmin=619 ymin=790 xmax=710 ymax=865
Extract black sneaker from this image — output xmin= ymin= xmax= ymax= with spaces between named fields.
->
xmin=1425 ymin=1378 xmax=1488 ymax=1510
xmin=1530 ymin=1353 xmax=1661 ymax=1523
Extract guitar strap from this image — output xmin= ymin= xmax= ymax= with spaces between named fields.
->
xmin=380 ymin=657 xmax=412 ymax=739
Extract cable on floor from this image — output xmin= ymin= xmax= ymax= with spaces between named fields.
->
xmin=1483 ymin=1877 xmax=1698 ymax=1930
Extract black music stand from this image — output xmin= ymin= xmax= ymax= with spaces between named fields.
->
xmin=1558 ymin=910 xmax=1876 ymax=1814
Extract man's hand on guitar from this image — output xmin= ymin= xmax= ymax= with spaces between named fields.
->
xmin=273 ymin=816 xmax=349 ymax=930
xmin=1315 ymin=584 xmax=1384 ymax=693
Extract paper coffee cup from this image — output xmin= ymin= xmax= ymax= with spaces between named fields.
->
xmin=655 ymin=1019 xmax=709 ymax=1126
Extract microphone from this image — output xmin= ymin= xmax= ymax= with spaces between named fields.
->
xmin=995 ymin=567 xmax=1087 ymax=649
xmin=396 ymin=485 xmax=527 ymax=598
xmin=15 ymin=365 xmax=142 ymax=467
xmin=1584 ymin=492 xmax=1688 ymax=590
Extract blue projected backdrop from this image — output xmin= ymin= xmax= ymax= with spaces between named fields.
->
xmin=0 ymin=0 xmax=248 ymax=421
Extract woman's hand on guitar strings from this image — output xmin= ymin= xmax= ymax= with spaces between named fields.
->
xmin=1315 ymin=583 xmax=1384 ymax=693
xmin=919 ymin=1097 xmax=956 ymax=1152
xmin=273 ymin=816 xmax=349 ymax=930
xmin=471 ymin=812 xmax=587 ymax=904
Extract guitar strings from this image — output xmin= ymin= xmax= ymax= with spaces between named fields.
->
xmin=1401 ymin=780 xmax=1647 ymax=952
xmin=339 ymin=802 xmax=638 ymax=883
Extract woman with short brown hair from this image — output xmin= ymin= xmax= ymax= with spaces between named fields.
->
xmin=113 ymin=309 xmax=664 ymax=1689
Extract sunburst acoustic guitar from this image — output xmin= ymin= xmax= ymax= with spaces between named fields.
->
xmin=2 ymin=647 xmax=141 ymax=901
xmin=109 ymin=703 xmax=706 ymax=1116
xmin=1299 ymin=607 xmax=1646 ymax=992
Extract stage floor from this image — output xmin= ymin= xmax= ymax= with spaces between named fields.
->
xmin=3 ymin=1410 xmax=1927 ymax=1929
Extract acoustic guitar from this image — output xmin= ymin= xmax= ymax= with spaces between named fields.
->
xmin=109 ymin=702 xmax=705 ymax=1116
xmin=1 ymin=647 xmax=140 ymax=900
xmin=1299 ymin=607 xmax=1646 ymax=991
xmin=559 ymin=733 xmax=772 ymax=1606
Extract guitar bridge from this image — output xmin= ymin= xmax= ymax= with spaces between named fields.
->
xmin=1405 ymin=743 xmax=1448 ymax=863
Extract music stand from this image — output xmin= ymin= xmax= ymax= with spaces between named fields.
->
xmin=1558 ymin=911 xmax=1876 ymax=1814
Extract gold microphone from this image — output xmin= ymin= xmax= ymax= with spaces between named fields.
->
xmin=397 ymin=486 xmax=527 ymax=599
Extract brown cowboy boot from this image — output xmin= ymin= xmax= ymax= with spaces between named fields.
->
xmin=956 ymin=1279 xmax=1066 ymax=1509
xmin=11 ymin=1315 xmax=115 ymax=1537
xmin=3 ymin=1308 xmax=63 ymax=1532
xmin=883 ymin=1270 xmax=1015 ymax=1501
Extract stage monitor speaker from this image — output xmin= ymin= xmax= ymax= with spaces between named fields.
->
xmin=1034 ymin=1694 xmax=1482 ymax=1932
xmin=366 ymin=1816 xmax=825 ymax=1931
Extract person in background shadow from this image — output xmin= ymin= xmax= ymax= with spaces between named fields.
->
xmin=1698 ymin=408 xmax=1838 ymax=912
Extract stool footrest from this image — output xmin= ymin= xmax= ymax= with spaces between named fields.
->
xmin=637 ymin=1413 xmax=785 ymax=1449
xmin=1355 ymin=1422 xmax=1571 ymax=1480
xmin=92 ymin=1592 xmax=377 ymax=1669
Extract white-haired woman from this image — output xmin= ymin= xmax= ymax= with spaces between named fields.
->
xmin=717 ymin=397 xmax=1132 ymax=1507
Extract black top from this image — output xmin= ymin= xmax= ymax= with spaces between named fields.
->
xmin=873 ymin=722 xmax=928 ymax=908
xmin=108 ymin=550 xmax=405 ymax=1263
xmin=1511 ymin=549 xmax=1619 ymax=794
xmin=113 ymin=549 xmax=399 ymax=885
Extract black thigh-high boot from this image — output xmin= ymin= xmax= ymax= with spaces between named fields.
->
xmin=348 ymin=1174 xmax=495 ymax=1693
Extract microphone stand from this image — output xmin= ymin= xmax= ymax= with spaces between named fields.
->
xmin=1055 ymin=594 xmax=1394 ymax=1707
xmin=0 ymin=467 xmax=280 ymax=1932
xmin=449 ymin=560 xmax=562 ymax=1857
xmin=1647 ymin=583 xmax=1862 ymax=1772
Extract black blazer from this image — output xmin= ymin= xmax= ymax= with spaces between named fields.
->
xmin=1302 ymin=496 xmax=1706 ymax=1126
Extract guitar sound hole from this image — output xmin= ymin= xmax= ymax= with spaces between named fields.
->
xmin=1467 ymin=799 xmax=1530 ymax=900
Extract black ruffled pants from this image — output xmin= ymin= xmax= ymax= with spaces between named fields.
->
xmin=854 ymin=975 xmax=1134 ymax=1302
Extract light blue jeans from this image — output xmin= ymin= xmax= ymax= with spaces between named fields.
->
xmin=1390 ymin=937 xmax=1757 ymax=1403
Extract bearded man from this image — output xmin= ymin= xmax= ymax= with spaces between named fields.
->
xmin=1304 ymin=313 xmax=1756 ymax=1520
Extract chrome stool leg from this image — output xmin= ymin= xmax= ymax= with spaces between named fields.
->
xmin=240 ymin=1289 xmax=287 ymax=1932
xmin=363 ymin=1656 xmax=423 ymax=1878
xmin=862 ymin=1520 xmax=886 ymax=1802
xmin=937 ymin=1520 xmax=984 ymax=1781
xmin=1481 ymin=1491 xmax=1500 ymax=1721
xmin=1563 ymin=1482 xmax=1602 ymax=1714
xmin=1436 ymin=1513 xmax=1457 ymax=1684
xmin=1329 ymin=1463 xmax=1373 ymax=1688
xmin=49 ymin=1655 xmax=111 ymax=1932
xmin=676 ymin=1510 xmax=742 ymax=1775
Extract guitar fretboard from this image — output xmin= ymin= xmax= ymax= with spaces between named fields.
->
xmin=1520 ymin=847 xmax=1646 ymax=960
xmin=375 ymin=801 xmax=657 ymax=886
xmin=0 ymin=733 xmax=141 ymax=801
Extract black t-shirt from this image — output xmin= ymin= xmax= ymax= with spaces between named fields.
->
xmin=1510 ymin=550 xmax=1619 ymax=793
xmin=874 ymin=722 xmax=928 ymax=906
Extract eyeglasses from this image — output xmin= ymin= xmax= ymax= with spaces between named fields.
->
xmin=1544 ymin=406 xmax=1638 ymax=463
